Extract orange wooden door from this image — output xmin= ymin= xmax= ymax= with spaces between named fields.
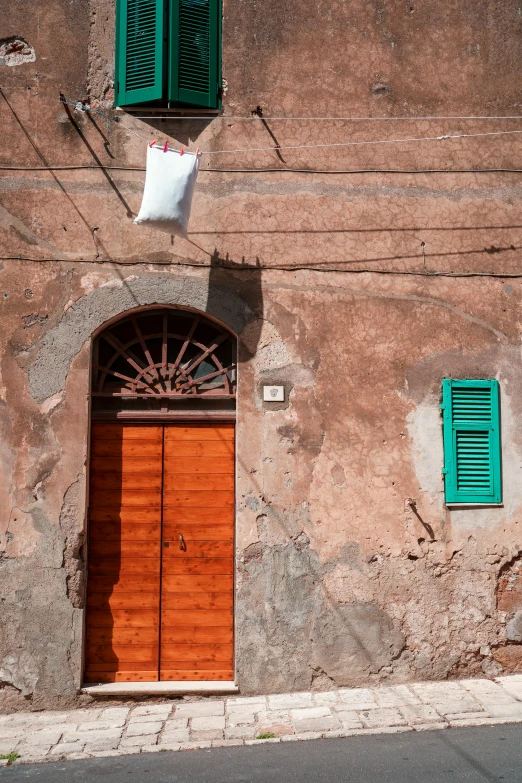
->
xmin=84 ymin=424 xmax=163 ymax=683
xmin=160 ymin=424 xmax=235 ymax=681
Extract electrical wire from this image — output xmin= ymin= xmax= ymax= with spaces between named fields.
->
xmin=3 ymin=165 xmax=522 ymax=174
xmin=3 ymin=96 xmax=520 ymax=277
xmin=3 ymin=255 xmax=522 ymax=278
xmin=2 ymin=95 xmax=518 ymax=278
xmin=0 ymin=165 xmax=147 ymax=171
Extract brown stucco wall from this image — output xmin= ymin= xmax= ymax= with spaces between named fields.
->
xmin=1 ymin=0 xmax=522 ymax=710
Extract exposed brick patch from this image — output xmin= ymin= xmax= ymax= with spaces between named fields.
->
xmin=493 ymin=647 xmax=522 ymax=672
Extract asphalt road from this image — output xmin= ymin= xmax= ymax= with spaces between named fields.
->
xmin=1 ymin=724 xmax=521 ymax=783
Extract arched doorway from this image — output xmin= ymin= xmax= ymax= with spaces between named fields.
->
xmin=84 ymin=308 xmax=236 ymax=684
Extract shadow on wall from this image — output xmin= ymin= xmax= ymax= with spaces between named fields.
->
xmin=84 ymin=426 xmax=124 ymax=685
xmin=206 ymin=248 xmax=264 ymax=358
xmin=138 ymin=117 xmax=214 ymax=149
xmin=138 ymin=110 xmax=285 ymax=163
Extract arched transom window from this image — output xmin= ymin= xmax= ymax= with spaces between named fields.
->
xmin=92 ymin=308 xmax=237 ymax=400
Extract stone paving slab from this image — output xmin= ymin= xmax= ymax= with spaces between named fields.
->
xmin=3 ymin=674 xmax=522 ymax=766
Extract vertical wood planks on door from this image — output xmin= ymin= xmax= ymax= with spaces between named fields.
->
xmin=85 ymin=424 xmax=162 ymax=683
xmin=84 ymin=422 xmax=235 ymax=684
xmin=160 ymin=424 xmax=235 ymax=681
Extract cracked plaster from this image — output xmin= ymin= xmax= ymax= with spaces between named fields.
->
xmin=2 ymin=0 xmax=522 ymax=709
xmin=3 ymin=263 xmax=522 ymax=708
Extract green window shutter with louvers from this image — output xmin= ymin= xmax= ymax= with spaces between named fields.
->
xmin=168 ymin=0 xmax=221 ymax=108
xmin=115 ymin=0 xmax=165 ymax=106
xmin=441 ymin=379 xmax=502 ymax=504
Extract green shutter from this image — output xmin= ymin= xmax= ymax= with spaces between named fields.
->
xmin=115 ymin=0 xmax=165 ymax=106
xmin=442 ymin=379 xmax=502 ymax=504
xmin=169 ymin=0 xmax=221 ymax=108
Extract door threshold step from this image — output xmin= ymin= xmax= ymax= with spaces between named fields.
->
xmin=81 ymin=681 xmax=239 ymax=696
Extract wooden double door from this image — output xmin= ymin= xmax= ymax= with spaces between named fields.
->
xmin=84 ymin=422 xmax=235 ymax=683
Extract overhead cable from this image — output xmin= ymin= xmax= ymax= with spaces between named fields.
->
xmin=3 ymin=255 xmax=522 ymax=279
xmin=3 ymin=165 xmax=522 ymax=174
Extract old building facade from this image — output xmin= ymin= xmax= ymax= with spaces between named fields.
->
xmin=1 ymin=0 xmax=522 ymax=710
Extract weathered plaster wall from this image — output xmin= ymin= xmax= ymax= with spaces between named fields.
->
xmin=1 ymin=0 xmax=522 ymax=709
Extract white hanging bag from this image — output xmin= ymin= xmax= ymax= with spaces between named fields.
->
xmin=134 ymin=143 xmax=200 ymax=238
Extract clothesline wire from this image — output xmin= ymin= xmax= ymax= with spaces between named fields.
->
xmin=115 ymin=118 xmax=522 ymax=155
xmin=198 ymin=128 xmax=522 ymax=155
xmin=57 ymin=98 xmax=522 ymax=122
xmin=119 ymin=124 xmax=151 ymax=144
xmin=54 ymin=98 xmax=522 ymax=156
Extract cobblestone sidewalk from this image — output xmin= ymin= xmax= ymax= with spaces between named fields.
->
xmin=1 ymin=675 xmax=522 ymax=766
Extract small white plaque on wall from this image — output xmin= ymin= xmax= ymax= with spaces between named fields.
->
xmin=263 ymin=385 xmax=285 ymax=402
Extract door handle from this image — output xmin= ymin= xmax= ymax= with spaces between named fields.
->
xmin=179 ymin=533 xmax=186 ymax=551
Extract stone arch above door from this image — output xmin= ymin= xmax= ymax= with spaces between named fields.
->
xmin=27 ymin=275 xmax=255 ymax=404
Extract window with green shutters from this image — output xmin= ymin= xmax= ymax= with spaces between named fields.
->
xmin=441 ymin=379 xmax=502 ymax=505
xmin=115 ymin=0 xmax=222 ymax=109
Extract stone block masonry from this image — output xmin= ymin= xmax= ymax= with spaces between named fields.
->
xmin=2 ymin=675 xmax=522 ymax=766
